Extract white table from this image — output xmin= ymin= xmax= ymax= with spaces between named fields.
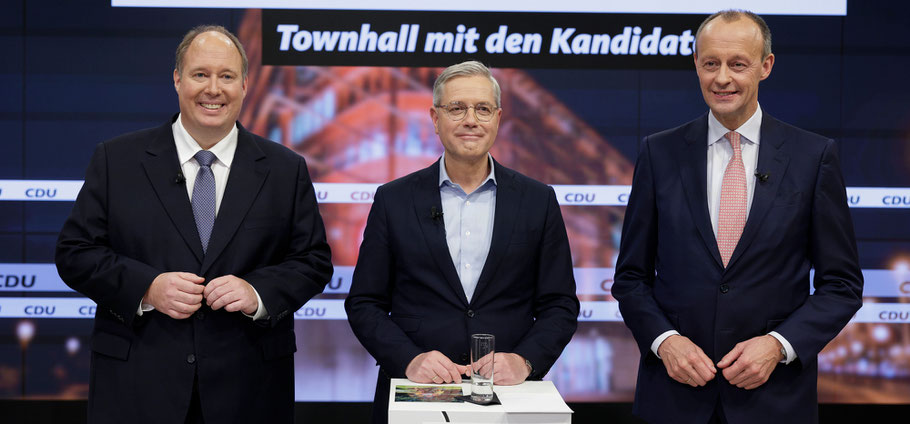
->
xmin=388 ymin=378 xmax=573 ymax=424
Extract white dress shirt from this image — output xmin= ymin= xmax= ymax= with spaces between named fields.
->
xmin=139 ymin=115 xmax=266 ymax=320
xmin=706 ymin=107 xmax=761 ymax=236
xmin=651 ymin=106 xmax=796 ymax=364
xmin=174 ymin=115 xmax=237 ymax=215
xmin=440 ymin=153 xmax=497 ymax=303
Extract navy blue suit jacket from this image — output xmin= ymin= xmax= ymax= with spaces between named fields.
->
xmin=55 ymin=117 xmax=333 ymax=424
xmin=345 ymin=159 xmax=579 ymax=423
xmin=613 ymin=113 xmax=863 ymax=424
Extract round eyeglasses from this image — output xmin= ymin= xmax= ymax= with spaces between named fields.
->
xmin=434 ymin=102 xmax=499 ymax=122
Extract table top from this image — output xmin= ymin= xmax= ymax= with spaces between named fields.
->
xmin=388 ymin=378 xmax=573 ymax=414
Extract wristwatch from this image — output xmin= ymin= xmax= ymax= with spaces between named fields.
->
xmin=524 ymin=359 xmax=533 ymax=376
xmin=779 ymin=346 xmax=787 ymax=362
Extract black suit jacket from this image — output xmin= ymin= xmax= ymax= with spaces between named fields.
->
xmin=55 ymin=117 xmax=333 ymax=424
xmin=345 ymin=158 xmax=579 ymax=423
xmin=613 ymin=113 xmax=863 ymax=424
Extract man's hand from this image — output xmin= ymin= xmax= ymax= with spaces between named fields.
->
xmin=491 ymin=352 xmax=531 ymax=386
xmin=144 ymin=272 xmax=205 ymax=319
xmin=717 ymin=335 xmax=783 ymax=390
xmin=657 ymin=335 xmax=717 ymax=387
xmin=203 ymin=275 xmax=259 ymax=315
xmin=406 ymin=351 xmax=470 ymax=384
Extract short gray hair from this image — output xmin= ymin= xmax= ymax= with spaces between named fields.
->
xmin=175 ymin=25 xmax=249 ymax=79
xmin=432 ymin=61 xmax=501 ymax=108
xmin=695 ymin=10 xmax=772 ymax=59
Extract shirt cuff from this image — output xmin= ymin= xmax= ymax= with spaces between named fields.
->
xmin=243 ymin=287 xmax=268 ymax=321
xmin=651 ymin=330 xmax=681 ymax=358
xmin=137 ymin=299 xmax=155 ymax=316
xmin=768 ymin=331 xmax=797 ymax=364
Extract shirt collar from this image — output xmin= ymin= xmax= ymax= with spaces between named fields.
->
xmin=438 ymin=152 xmax=497 ymax=189
xmin=707 ymin=104 xmax=762 ymax=146
xmin=173 ymin=113 xmax=239 ymax=168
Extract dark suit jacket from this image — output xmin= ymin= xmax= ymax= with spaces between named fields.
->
xmin=345 ymin=158 xmax=579 ymax=423
xmin=613 ymin=113 xmax=863 ymax=424
xmin=55 ymin=117 xmax=333 ymax=424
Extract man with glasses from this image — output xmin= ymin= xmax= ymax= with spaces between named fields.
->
xmin=346 ymin=61 xmax=579 ymax=424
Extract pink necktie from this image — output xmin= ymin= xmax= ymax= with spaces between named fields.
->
xmin=717 ymin=131 xmax=747 ymax=267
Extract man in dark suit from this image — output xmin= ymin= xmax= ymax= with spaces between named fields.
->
xmin=55 ymin=25 xmax=332 ymax=423
xmin=345 ymin=61 xmax=579 ymax=424
xmin=613 ymin=10 xmax=863 ymax=424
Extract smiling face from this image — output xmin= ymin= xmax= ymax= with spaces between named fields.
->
xmin=430 ymin=75 xmax=501 ymax=166
xmin=174 ymin=31 xmax=247 ymax=148
xmin=694 ymin=17 xmax=774 ymax=129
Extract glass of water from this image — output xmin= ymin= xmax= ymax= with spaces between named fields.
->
xmin=470 ymin=333 xmax=495 ymax=403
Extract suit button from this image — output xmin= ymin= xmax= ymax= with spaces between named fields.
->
xmin=195 ymin=311 xmax=205 ymax=320
xmin=466 ymin=309 xmax=475 ymax=318
xmin=461 ymin=353 xmax=469 ymax=363
xmin=186 ymin=354 xmax=196 ymax=364
xmin=720 ymin=284 xmax=729 ymax=294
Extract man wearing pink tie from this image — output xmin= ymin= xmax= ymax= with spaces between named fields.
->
xmin=613 ymin=10 xmax=863 ymax=424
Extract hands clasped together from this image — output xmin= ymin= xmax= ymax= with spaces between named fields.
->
xmin=658 ymin=334 xmax=784 ymax=390
xmin=404 ymin=350 xmax=531 ymax=385
xmin=143 ymin=271 xmax=259 ymax=319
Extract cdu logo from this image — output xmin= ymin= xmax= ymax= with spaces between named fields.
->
xmin=2 ymin=274 xmax=36 ymax=288
xmin=882 ymin=195 xmax=910 ymax=206
xmin=295 ymin=307 xmax=326 ymax=318
xmin=25 ymin=305 xmax=56 ymax=315
xmin=564 ymin=193 xmax=595 ymax=203
xmin=327 ymin=276 xmax=344 ymax=291
xmin=879 ymin=310 xmax=910 ymax=321
xmin=350 ymin=191 xmax=374 ymax=201
xmin=26 ymin=188 xmax=57 ymax=198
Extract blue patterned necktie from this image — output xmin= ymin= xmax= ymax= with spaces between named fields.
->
xmin=192 ymin=150 xmax=217 ymax=254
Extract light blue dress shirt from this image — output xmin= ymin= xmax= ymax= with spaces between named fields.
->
xmin=439 ymin=153 xmax=497 ymax=303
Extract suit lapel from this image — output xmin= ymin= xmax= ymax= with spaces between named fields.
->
xmin=413 ymin=160 xmax=468 ymax=306
xmin=678 ymin=115 xmax=724 ymax=268
xmin=141 ymin=120 xmax=204 ymax=263
xmin=726 ymin=115 xmax=790 ymax=269
xmin=200 ymin=126 xmax=269 ymax=275
xmin=471 ymin=160 xmax=519 ymax=303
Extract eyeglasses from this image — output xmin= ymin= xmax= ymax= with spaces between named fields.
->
xmin=434 ymin=102 xmax=499 ymax=122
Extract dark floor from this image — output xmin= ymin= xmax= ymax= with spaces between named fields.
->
xmin=1 ymin=401 xmax=908 ymax=423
